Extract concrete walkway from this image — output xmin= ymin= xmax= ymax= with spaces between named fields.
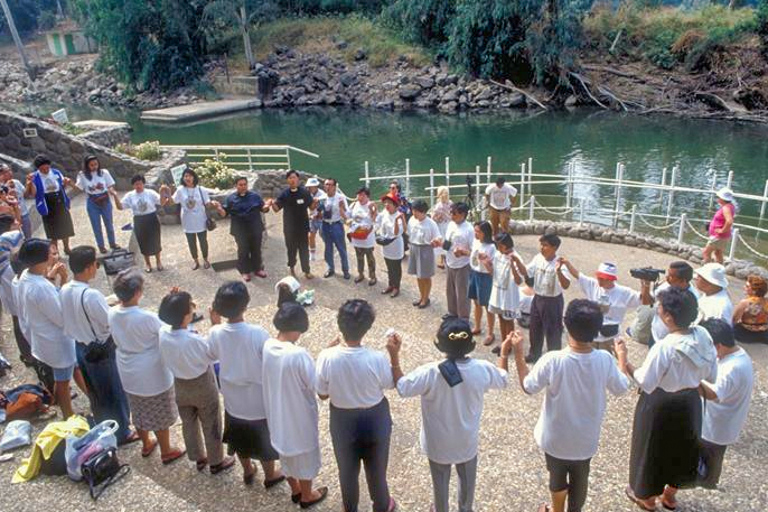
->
xmin=141 ymin=99 xmax=263 ymax=123
xmin=1 ymin=194 xmax=766 ymax=512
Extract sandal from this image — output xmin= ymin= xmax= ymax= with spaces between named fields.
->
xmin=263 ymin=474 xmax=286 ymax=488
xmin=625 ymin=486 xmax=657 ymax=511
xmin=141 ymin=440 xmax=158 ymax=458
xmin=161 ymin=448 xmax=186 ymax=465
xmin=354 ymin=275 xmax=365 ymax=284
xmin=243 ymin=470 xmax=256 ymax=486
xmin=192 ymin=262 xmax=200 ymax=270
xmin=471 ymin=328 xmax=482 ymax=335
xmin=390 ymin=288 xmax=400 ymax=298
xmin=210 ymin=456 xmax=235 ymax=475
xmin=368 ymin=277 xmax=377 ymax=286
xmin=300 ymin=487 xmax=329 ymax=509
xmin=386 ymin=497 xmax=397 ymax=512
xmin=291 ymin=493 xmax=302 ymax=504
xmin=255 ymin=270 xmax=267 ymax=278
xmin=119 ymin=430 xmax=141 ymax=446
xmin=196 ymin=459 xmax=208 ymax=472
xmin=157 ymin=265 xmax=164 ymax=271
xmin=203 ymin=260 xmax=211 ymax=269
xmin=144 ymin=267 xmax=153 ymax=273
xmin=483 ymin=334 xmax=496 ymax=346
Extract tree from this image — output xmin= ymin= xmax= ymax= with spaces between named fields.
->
xmin=202 ymin=0 xmax=258 ymax=69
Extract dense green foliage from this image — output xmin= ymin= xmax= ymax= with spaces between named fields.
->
xmin=758 ymin=0 xmax=768 ymax=57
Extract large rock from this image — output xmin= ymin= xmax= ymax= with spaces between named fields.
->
xmin=399 ymin=84 xmax=422 ymax=101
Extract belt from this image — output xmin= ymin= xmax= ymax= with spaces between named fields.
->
xmin=323 ymin=220 xmax=342 ymax=224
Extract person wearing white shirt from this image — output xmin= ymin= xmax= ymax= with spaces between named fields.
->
xmin=694 ymin=263 xmax=734 ymax=325
xmin=160 ymin=168 xmax=214 ymax=271
xmin=306 ymin=178 xmax=326 ymax=262
xmin=433 ymin=202 xmax=474 ymax=320
xmin=430 ymin=186 xmax=453 ymax=269
xmin=109 ymin=270 xmax=185 ymax=465
xmin=347 ymin=187 xmax=378 ymax=285
xmin=517 ymin=234 xmax=571 ymax=363
xmin=71 ymin=156 xmax=121 ymax=254
xmin=316 ymin=300 xmax=396 ymax=512
xmin=0 ymin=164 xmax=32 ymax=238
xmin=407 ymin=200 xmax=441 ymax=308
xmin=378 ymin=193 xmax=406 ymax=298
xmin=482 ymin=233 xmax=525 ymax=355
xmin=319 ymin=178 xmax=351 ymax=279
xmin=639 ymin=261 xmax=699 ymax=347
xmin=468 ymin=222 xmax=496 ymax=345
xmin=697 ymin=318 xmax=753 ymax=489
xmin=394 ymin=317 xmax=508 ymax=512
xmin=114 ymin=174 xmax=164 ymax=272
xmin=509 ymin=300 xmax=631 ymax=512
xmin=158 ymin=290 xmax=235 ymax=474
xmin=208 ymin=281 xmax=284 ymax=487
xmin=618 ymin=287 xmax=718 ymax=512
xmin=17 ymin=238 xmax=78 ymax=419
xmin=61 ymin=246 xmax=135 ymax=444
xmin=263 ymin=301 xmax=328 ymax=508
xmin=484 ymin=177 xmax=517 ymax=236
xmin=561 ymin=259 xmax=641 ymax=351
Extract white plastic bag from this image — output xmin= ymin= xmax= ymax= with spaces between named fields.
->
xmin=65 ymin=420 xmax=119 ymax=481
xmin=0 ymin=420 xmax=32 ymax=451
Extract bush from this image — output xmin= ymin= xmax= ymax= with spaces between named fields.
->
xmin=194 ymin=156 xmax=237 ymax=189
xmin=116 ymin=141 xmax=162 ymax=161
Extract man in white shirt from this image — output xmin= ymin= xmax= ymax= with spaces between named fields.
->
xmin=17 ymin=238 xmax=78 ymax=418
xmin=393 ymin=317 xmax=508 ymax=512
xmin=517 ymin=234 xmax=571 ymax=363
xmin=639 ymin=261 xmax=699 ymax=347
xmin=508 ymin=299 xmax=630 ymax=512
xmin=698 ymin=318 xmax=753 ymax=489
xmin=694 ymin=263 xmax=733 ymax=325
xmin=0 ymin=164 xmax=32 ymax=238
xmin=61 ymin=246 xmax=136 ymax=443
xmin=561 ymin=259 xmax=641 ymax=352
xmin=433 ymin=202 xmax=474 ymax=320
xmin=320 ymin=178 xmax=351 ymax=279
xmin=484 ymin=177 xmax=517 ymax=236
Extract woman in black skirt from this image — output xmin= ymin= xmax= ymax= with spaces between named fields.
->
xmin=616 ymin=287 xmax=718 ymax=511
xmin=29 ymin=155 xmax=75 ymax=254
xmin=115 ymin=175 xmax=164 ymax=272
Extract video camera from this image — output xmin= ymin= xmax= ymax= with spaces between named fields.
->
xmin=630 ymin=267 xmax=665 ymax=282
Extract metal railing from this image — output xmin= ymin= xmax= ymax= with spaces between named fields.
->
xmin=159 ymin=145 xmax=319 ymax=170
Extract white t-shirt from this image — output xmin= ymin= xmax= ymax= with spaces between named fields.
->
xmin=39 ymin=171 xmax=60 ymax=193
xmin=702 ymin=348 xmax=753 ymax=446
xmin=485 ymin=183 xmax=517 ymax=210
xmin=76 ymin=170 xmax=115 ymax=196
xmin=173 ymin=186 xmax=210 ymax=233
xmin=577 ymin=275 xmax=641 ymax=340
xmin=378 ymin=210 xmax=404 ymax=260
xmin=526 ymin=253 xmax=571 ymax=297
xmin=397 ymin=358 xmax=508 ymax=464
xmin=444 ymin=221 xmax=474 ymax=269
xmin=316 ymin=345 xmax=394 ymax=409
xmin=408 ymin=216 xmax=441 ymax=246
xmin=698 ymin=290 xmax=734 ymax=326
xmin=121 ymin=189 xmax=161 ymax=216
xmin=349 ymin=200 xmax=376 ymax=249
xmin=322 ymin=193 xmax=348 ymax=223
xmin=17 ymin=271 xmax=76 ymax=368
xmin=469 ymin=240 xmax=495 ymax=274
xmin=159 ymin=327 xmax=212 ymax=380
xmin=61 ymin=280 xmax=111 ymax=344
xmin=634 ymin=326 xmax=717 ymax=394
xmin=524 ymin=348 xmax=630 ymax=460
xmin=310 ymin=190 xmax=327 ymax=221
xmin=262 ymin=339 xmax=319 ymax=457
xmin=9 ymin=179 xmax=29 ymax=216
xmin=651 ymin=283 xmax=700 ymax=342
xmin=207 ymin=322 xmax=269 ymax=421
xmin=109 ymin=305 xmax=173 ymax=396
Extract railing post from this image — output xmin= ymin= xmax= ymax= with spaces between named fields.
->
xmin=666 ymin=165 xmax=678 ymax=221
xmin=487 ymin=156 xmax=492 ymax=187
xmin=728 ymin=228 xmax=739 ymax=262
xmin=677 ymin=213 xmax=687 ymax=245
xmin=529 ymin=195 xmax=535 ymax=222
xmin=629 ymin=205 xmax=637 ymax=233
xmin=708 ymin=169 xmax=717 ymax=212
xmin=286 ymin=147 xmax=291 ymax=170
xmin=247 ymin=148 xmax=254 ymax=172
xmin=528 ymin=157 xmax=533 ymax=178
xmin=429 ymin=168 xmax=435 ymax=208
xmin=659 ymin=167 xmax=667 ymax=203
xmin=726 ymin=170 xmax=734 ymax=190
xmin=566 ymin=161 xmax=574 ymax=209
xmin=445 ymin=157 xmax=450 ymax=191
xmin=475 ymin=165 xmax=482 ymax=218
xmin=579 ymin=199 xmax=585 ymax=225
xmin=519 ymin=162 xmax=526 ymax=207
xmin=405 ymin=158 xmax=411 ymax=199
xmin=364 ymin=161 xmax=370 ymax=190
xmin=761 ymin=179 xmax=768 ymax=222
xmin=615 ymin=163 xmax=624 ymax=226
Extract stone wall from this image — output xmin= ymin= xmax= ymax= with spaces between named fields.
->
xmin=78 ymin=125 xmax=132 ymax=148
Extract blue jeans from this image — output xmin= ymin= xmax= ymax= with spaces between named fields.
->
xmin=76 ymin=340 xmax=132 ymax=443
xmin=86 ymin=195 xmax=116 ymax=249
xmin=20 ymin=214 xmax=32 ymax=239
xmin=322 ymin=221 xmax=349 ymax=274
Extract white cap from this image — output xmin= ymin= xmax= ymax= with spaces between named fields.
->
xmin=695 ymin=263 xmax=729 ymax=289
xmin=306 ymin=177 xmax=320 ymax=187
xmin=716 ymin=187 xmax=734 ymax=202
xmin=595 ymin=262 xmax=618 ymax=281
xmin=274 ymin=276 xmax=300 ymax=294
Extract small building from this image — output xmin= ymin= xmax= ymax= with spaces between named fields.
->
xmin=45 ymin=24 xmax=97 ymax=57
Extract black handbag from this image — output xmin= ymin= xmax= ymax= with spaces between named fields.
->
xmin=81 ymin=447 xmax=130 ymax=500
xmin=599 ymin=324 xmax=620 ymax=338
xmin=80 ymin=289 xmax=110 ymax=364
xmin=200 ymin=187 xmax=216 ymax=231
xmin=99 ymin=248 xmax=135 ymax=276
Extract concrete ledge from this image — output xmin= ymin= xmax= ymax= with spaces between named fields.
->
xmin=140 ymin=99 xmax=263 ymax=123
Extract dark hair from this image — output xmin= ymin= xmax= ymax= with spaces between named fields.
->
xmin=158 ymin=291 xmax=193 ymax=329
xmin=389 ymin=181 xmax=401 ymax=192
xmin=182 ymin=168 xmax=199 ymax=187
xmin=235 ymin=176 xmax=248 ymax=185
xmin=451 ymin=202 xmax=469 ymax=216
xmin=130 ymin=174 xmax=146 ymax=185
xmin=10 ymin=252 xmax=26 ymax=275
xmin=277 ymin=284 xmax=296 ymax=307
xmin=658 ymin=287 xmax=698 ymax=329
xmin=113 ymin=269 xmax=144 ymax=303
xmin=68 ymin=246 xmax=97 ymax=274
xmin=539 ymin=233 xmax=561 ymax=249
xmin=213 ymin=281 xmax=250 ymax=319
xmin=669 ymin=261 xmax=694 ymax=283
xmin=83 ymin=155 xmax=101 ymax=181
xmin=0 ymin=215 xmax=15 ymax=234
xmin=494 ymin=232 xmax=514 ymax=249
xmin=356 ymin=186 xmax=370 ymax=197
xmin=495 ymin=176 xmax=506 ymax=187
xmin=286 ymin=170 xmax=300 ymax=179
xmin=474 ymin=221 xmax=493 ymax=244
xmin=337 ymin=299 xmax=375 ymax=341
xmin=435 ymin=317 xmax=475 ymax=358
xmin=19 ymin=238 xmax=51 ymax=267
xmin=412 ymin=199 xmax=428 ymax=213
xmin=325 ymin=178 xmax=337 ymax=186
xmin=564 ymin=299 xmax=603 ymax=343
xmin=273 ymin=301 xmax=309 ymax=333
xmin=33 ymin=155 xmax=51 ymax=169
xmin=699 ymin=318 xmax=735 ymax=348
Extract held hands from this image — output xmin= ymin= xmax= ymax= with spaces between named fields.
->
xmin=430 ymin=237 xmax=443 ymax=248
xmin=159 ymin=184 xmax=171 ymax=198
xmin=386 ymin=331 xmax=402 ymax=358
xmin=614 ymin=338 xmax=628 ymax=360
xmin=26 ymin=173 xmax=34 ymax=185
xmin=556 ymin=257 xmax=567 ymax=272
xmin=501 ymin=330 xmax=524 ymax=358
xmin=47 ymin=262 xmax=68 ymax=283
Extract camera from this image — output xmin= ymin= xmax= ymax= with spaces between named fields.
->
xmin=630 ymin=267 xmax=665 ymax=282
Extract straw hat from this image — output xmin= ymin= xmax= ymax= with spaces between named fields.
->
xmin=715 ymin=187 xmax=734 ymax=202
xmin=694 ymin=263 xmax=729 ymax=289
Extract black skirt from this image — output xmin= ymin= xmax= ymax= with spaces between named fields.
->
xmin=133 ymin=212 xmax=162 ymax=256
xmin=42 ymin=192 xmax=75 ymax=240
xmin=222 ymin=411 xmax=279 ymax=461
xmin=629 ymin=388 xmax=702 ymax=498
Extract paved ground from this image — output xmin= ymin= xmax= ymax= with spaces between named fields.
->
xmin=1 ymin=194 xmax=766 ymax=512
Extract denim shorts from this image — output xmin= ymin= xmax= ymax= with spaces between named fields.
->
xmin=52 ymin=364 xmax=75 ymax=381
xmin=310 ymin=219 xmax=323 ymax=234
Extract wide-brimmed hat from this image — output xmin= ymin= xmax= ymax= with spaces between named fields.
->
xmin=695 ymin=263 xmax=729 ymax=289
xmin=306 ymin=177 xmax=320 ymax=187
xmin=715 ymin=187 xmax=734 ymax=202
xmin=595 ymin=262 xmax=618 ymax=281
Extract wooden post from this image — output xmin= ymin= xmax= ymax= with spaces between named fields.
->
xmin=364 ymin=161 xmax=370 ymax=189
xmin=405 ymin=158 xmax=411 ymax=198
xmin=677 ymin=213 xmax=687 ymax=245
xmin=629 ymin=205 xmax=637 ymax=233
xmin=0 ymin=0 xmax=35 ymax=81
xmin=529 ymin=195 xmax=535 ymax=221
xmin=760 ymin=179 xmax=768 ymax=222
xmin=728 ymin=228 xmax=739 ymax=261
xmin=429 ymin=168 xmax=435 ymax=207
xmin=666 ymin=165 xmax=678 ymax=221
